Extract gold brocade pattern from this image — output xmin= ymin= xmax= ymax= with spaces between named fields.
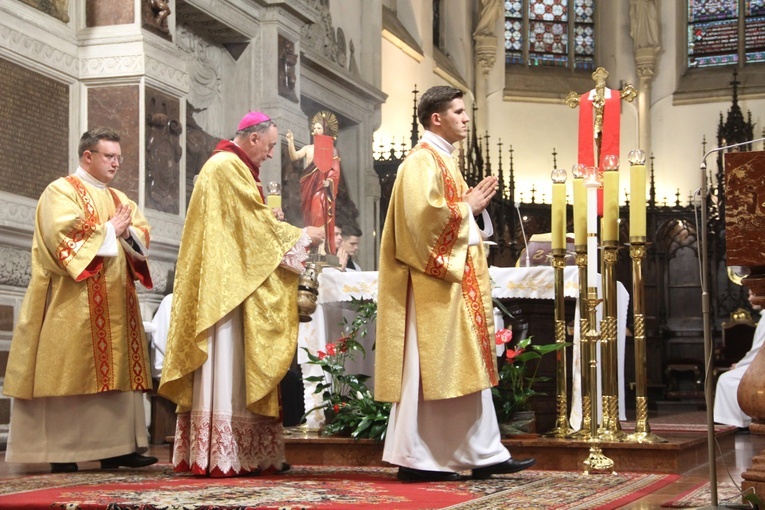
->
xmin=58 ymin=176 xmax=99 ymax=269
xmin=375 ymin=143 xmax=497 ymax=403
xmin=3 ymin=176 xmax=152 ymax=399
xmin=158 ymin=152 xmax=304 ymax=417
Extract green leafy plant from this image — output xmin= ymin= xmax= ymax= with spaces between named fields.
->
xmin=492 ymin=328 xmax=569 ymax=424
xmin=302 ymin=299 xmax=390 ymax=441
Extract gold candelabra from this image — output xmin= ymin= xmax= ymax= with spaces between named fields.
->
xmin=545 ymin=248 xmax=574 ymax=437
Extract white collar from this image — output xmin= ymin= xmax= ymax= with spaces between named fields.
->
xmin=75 ymin=167 xmax=108 ymax=189
xmin=422 ymin=130 xmax=456 ymax=156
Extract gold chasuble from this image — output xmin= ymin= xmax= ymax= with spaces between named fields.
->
xmin=375 ymin=142 xmax=497 ymax=403
xmin=159 ymin=151 xmax=303 ymax=418
xmin=4 ymin=176 xmax=153 ymax=399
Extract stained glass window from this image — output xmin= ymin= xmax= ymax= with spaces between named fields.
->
xmin=688 ymin=0 xmax=765 ymax=67
xmin=505 ymin=0 xmax=594 ymax=69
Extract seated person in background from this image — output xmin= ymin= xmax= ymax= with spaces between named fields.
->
xmin=339 ymin=224 xmax=362 ymax=271
xmin=714 ymin=289 xmax=765 ymax=429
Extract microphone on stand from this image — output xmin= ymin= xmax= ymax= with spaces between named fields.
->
xmin=515 ymin=201 xmax=530 ymax=267
xmin=698 ymin=136 xmax=765 ymax=506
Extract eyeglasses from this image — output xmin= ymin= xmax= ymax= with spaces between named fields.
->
xmin=89 ymin=150 xmax=124 ymax=164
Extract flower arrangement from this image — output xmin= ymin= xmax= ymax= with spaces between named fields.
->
xmin=492 ymin=328 xmax=569 ymax=426
xmin=302 ymin=299 xmax=390 ymax=441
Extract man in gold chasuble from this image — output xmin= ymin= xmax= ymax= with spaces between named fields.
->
xmin=159 ymin=112 xmax=324 ymax=477
xmin=375 ymin=86 xmax=536 ymax=482
xmin=4 ymin=128 xmax=157 ymax=473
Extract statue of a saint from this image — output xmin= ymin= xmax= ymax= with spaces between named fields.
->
xmin=286 ymin=110 xmax=341 ymax=254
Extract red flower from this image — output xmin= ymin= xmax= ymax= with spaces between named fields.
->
xmin=505 ymin=347 xmax=523 ymax=362
xmin=495 ymin=328 xmax=513 ymax=345
xmin=326 ymin=343 xmax=337 ymax=356
xmin=336 ymin=336 xmax=350 ymax=353
xmin=318 ymin=350 xmax=327 ymax=360
xmin=333 ymin=404 xmax=340 ymax=413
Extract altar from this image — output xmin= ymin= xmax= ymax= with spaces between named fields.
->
xmin=297 ymin=266 xmax=630 ymax=429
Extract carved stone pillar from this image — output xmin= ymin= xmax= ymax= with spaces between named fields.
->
xmin=635 ymin=47 xmax=657 ymax=157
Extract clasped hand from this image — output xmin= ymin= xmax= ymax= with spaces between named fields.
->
xmin=463 ymin=176 xmax=498 ymax=215
xmin=109 ymin=204 xmax=133 ymax=239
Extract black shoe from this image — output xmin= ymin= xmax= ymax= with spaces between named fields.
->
xmin=100 ymin=452 xmax=158 ymax=469
xmin=50 ymin=462 xmax=78 ymax=473
xmin=397 ymin=466 xmax=461 ymax=482
xmin=471 ymin=458 xmax=536 ymax=479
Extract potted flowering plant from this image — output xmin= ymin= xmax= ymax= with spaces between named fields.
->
xmin=302 ymin=299 xmax=390 ymax=441
xmin=492 ymin=328 xmax=569 ymax=434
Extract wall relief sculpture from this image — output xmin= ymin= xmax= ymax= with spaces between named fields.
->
xmin=143 ymin=0 xmax=171 ymax=36
xmin=19 ymin=0 xmax=69 ymax=23
xmin=278 ymin=35 xmax=299 ymax=103
xmin=145 ymin=92 xmax=182 ymax=214
xmin=301 ymin=0 xmax=352 ymax=71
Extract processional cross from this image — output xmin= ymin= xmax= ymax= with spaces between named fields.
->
xmin=565 ymin=67 xmax=636 ymax=167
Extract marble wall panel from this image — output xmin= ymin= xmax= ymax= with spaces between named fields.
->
xmin=0 ymin=57 xmax=68 ymax=200
xmin=86 ymin=0 xmax=133 ymax=27
xmin=88 ymin=85 xmax=140 ymax=202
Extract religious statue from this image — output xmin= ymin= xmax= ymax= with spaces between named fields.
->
xmin=473 ymin=0 xmax=502 ymax=38
xmin=629 ymin=0 xmax=660 ymax=50
xmin=286 ymin=110 xmax=342 ymax=254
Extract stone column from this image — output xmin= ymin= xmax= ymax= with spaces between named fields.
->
xmin=635 ymin=48 xmax=657 ymax=157
xmin=474 ymin=34 xmax=497 ymax=134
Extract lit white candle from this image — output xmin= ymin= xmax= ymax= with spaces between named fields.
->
xmin=585 ymin=166 xmax=600 ymax=288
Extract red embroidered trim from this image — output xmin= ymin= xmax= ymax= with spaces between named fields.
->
xmin=461 ymin=254 xmax=497 ymax=385
xmin=418 ymin=144 xmax=462 ymax=279
xmin=59 ymin=176 xmax=99 ymax=269
xmin=126 ymin=277 xmax=149 ymax=390
xmin=87 ymin=271 xmax=114 ymax=391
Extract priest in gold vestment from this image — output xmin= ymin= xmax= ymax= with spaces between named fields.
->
xmin=375 ymin=86 xmax=535 ymax=482
xmin=4 ymin=128 xmax=157 ymax=473
xmin=159 ymin=112 xmax=324 ymax=477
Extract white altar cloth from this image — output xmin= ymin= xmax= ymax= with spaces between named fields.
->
xmin=297 ymin=266 xmax=629 ymax=430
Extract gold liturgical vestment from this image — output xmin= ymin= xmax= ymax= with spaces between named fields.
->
xmin=159 ymin=151 xmax=303 ymax=418
xmin=4 ymin=175 xmax=152 ymax=399
xmin=375 ymin=142 xmax=497 ymax=403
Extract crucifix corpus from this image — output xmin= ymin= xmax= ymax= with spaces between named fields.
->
xmin=565 ymin=67 xmax=636 ymax=168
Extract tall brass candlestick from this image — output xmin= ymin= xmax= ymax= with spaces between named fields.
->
xmin=598 ymin=156 xmax=624 ymax=442
xmin=625 ymin=149 xmax=665 ymax=444
xmin=583 ymin=288 xmax=615 ymax=475
xmin=546 ymin=169 xmax=573 ymax=437
xmin=571 ymin=165 xmax=592 ymax=439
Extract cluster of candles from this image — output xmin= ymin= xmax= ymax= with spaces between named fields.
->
xmin=549 ymin=149 xmax=648 ymax=287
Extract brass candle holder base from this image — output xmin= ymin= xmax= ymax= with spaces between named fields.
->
xmin=583 ymin=444 xmax=616 ymax=475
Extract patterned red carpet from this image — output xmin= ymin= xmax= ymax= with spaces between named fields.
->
xmin=0 ymin=464 xmax=679 ymax=510
xmin=660 ymin=480 xmax=745 ymax=507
